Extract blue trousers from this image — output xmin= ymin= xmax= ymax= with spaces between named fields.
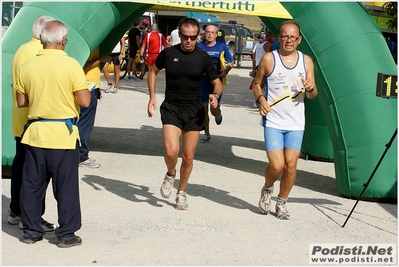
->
xmin=79 ymin=89 xmax=99 ymax=162
xmin=10 ymin=137 xmax=46 ymax=216
xmin=20 ymin=142 xmax=81 ymax=240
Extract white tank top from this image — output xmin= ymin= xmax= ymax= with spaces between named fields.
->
xmin=262 ymin=50 xmax=306 ymax=130
xmin=254 ymin=41 xmax=268 ymax=67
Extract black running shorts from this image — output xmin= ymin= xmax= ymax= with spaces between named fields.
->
xmin=160 ymin=101 xmax=205 ymax=131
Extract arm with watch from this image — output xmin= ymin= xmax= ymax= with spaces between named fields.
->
xmin=209 ymin=78 xmax=223 ymax=108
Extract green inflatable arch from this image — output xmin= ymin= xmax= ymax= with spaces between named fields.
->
xmin=2 ymin=2 xmax=397 ymax=199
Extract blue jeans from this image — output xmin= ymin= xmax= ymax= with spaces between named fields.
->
xmin=79 ymin=89 xmax=99 ymax=162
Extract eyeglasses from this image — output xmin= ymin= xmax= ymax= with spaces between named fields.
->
xmin=279 ymin=35 xmax=300 ymax=41
xmin=180 ymin=33 xmax=198 ymax=41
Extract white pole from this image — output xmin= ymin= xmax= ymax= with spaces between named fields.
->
xmin=11 ymin=2 xmax=15 ymax=21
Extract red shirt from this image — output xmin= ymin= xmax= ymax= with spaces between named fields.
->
xmin=143 ymin=31 xmax=168 ymax=54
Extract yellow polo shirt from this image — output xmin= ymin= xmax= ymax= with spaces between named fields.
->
xmin=14 ymin=49 xmax=89 ymax=149
xmin=85 ymin=47 xmax=101 ymax=86
xmin=11 ymin=38 xmax=42 ymax=137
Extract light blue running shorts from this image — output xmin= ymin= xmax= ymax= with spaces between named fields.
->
xmin=264 ymin=127 xmax=304 ymax=151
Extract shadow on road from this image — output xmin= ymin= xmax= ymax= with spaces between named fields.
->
xmin=90 ymin=125 xmax=339 ymax=198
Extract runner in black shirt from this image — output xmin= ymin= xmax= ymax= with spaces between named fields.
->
xmin=147 ymin=18 xmax=223 ymax=210
xmin=127 ymin=21 xmax=142 ymax=81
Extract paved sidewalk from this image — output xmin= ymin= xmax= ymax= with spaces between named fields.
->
xmin=2 ymin=59 xmax=397 ymax=266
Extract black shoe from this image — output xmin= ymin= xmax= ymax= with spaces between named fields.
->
xmin=22 ymin=236 xmax=43 ymax=244
xmin=57 ymin=236 xmax=82 ymax=248
xmin=41 ymin=218 xmax=55 ymax=232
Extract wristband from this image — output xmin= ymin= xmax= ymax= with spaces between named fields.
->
xmin=306 ymin=88 xmax=314 ymax=93
xmin=256 ymin=94 xmax=263 ymax=102
xmin=213 ymin=93 xmax=220 ymax=100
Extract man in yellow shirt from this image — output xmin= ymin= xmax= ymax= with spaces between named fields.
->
xmin=10 ymin=15 xmax=55 ymax=231
xmin=15 ymin=20 xmax=91 ymax=247
xmin=80 ymin=48 xmax=111 ymax=168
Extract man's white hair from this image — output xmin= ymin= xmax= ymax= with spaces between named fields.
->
xmin=32 ymin=15 xmax=55 ymax=39
xmin=40 ymin=20 xmax=68 ymax=45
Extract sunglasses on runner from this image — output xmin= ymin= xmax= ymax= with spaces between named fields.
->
xmin=180 ymin=33 xmax=198 ymax=41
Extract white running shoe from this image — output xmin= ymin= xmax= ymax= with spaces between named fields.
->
xmin=175 ymin=191 xmax=188 ymax=210
xmin=160 ymin=171 xmax=176 ymax=198
xmin=258 ymin=185 xmax=273 ymax=214
xmin=276 ymin=202 xmax=290 ymax=220
xmin=105 ymin=84 xmax=113 ymax=93
xmin=79 ymin=158 xmax=100 ymax=168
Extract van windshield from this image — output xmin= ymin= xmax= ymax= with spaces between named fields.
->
xmin=140 ymin=15 xmax=152 ymax=26
xmin=221 ymin=26 xmax=236 ymax=36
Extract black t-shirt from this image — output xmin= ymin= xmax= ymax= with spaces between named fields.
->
xmin=155 ymin=45 xmax=219 ymax=106
xmin=128 ymin=27 xmax=141 ymax=50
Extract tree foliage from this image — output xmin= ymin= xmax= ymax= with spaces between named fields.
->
xmin=382 ymin=2 xmax=397 ymax=31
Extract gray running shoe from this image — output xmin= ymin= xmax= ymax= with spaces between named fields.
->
xmin=8 ymin=211 xmax=21 ymax=225
xmin=275 ymin=202 xmax=290 ymax=220
xmin=105 ymin=84 xmax=113 ymax=93
xmin=111 ymin=87 xmax=118 ymax=93
xmin=258 ymin=185 xmax=273 ymax=214
xmin=19 ymin=218 xmax=55 ymax=232
xmin=175 ymin=191 xmax=188 ymax=210
xmin=200 ymin=134 xmax=211 ymax=143
xmin=79 ymin=158 xmax=100 ymax=168
xmin=22 ymin=236 xmax=43 ymax=244
xmin=160 ymin=171 xmax=176 ymax=198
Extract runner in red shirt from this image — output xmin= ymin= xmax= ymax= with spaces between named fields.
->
xmin=140 ymin=24 xmax=168 ymax=69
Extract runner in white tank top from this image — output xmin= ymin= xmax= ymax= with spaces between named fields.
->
xmin=251 ymin=20 xmax=318 ymax=220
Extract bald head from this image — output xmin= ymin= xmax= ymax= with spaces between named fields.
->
xmin=151 ymin=23 xmax=159 ymax=32
xmin=40 ymin=20 xmax=68 ymax=47
xmin=206 ymin=24 xmax=218 ymax=33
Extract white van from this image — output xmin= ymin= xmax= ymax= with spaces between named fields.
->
xmin=140 ymin=12 xmax=157 ymax=27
